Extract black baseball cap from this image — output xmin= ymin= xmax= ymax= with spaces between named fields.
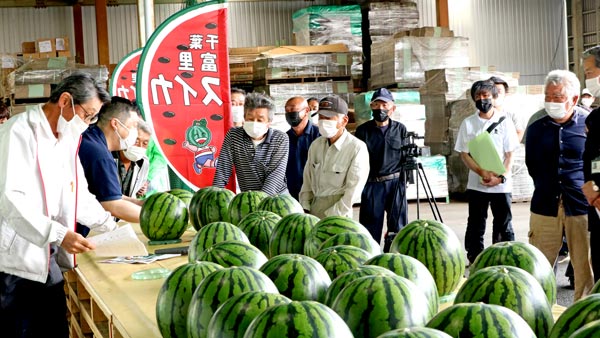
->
xmin=318 ymin=96 xmax=348 ymax=117
xmin=371 ymin=88 xmax=394 ymax=103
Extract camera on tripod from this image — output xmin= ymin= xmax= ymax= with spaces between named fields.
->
xmin=402 ymin=132 xmax=424 ymax=158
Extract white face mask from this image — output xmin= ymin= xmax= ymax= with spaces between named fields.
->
xmin=123 ymin=145 xmax=146 ymax=162
xmin=544 ymin=101 xmax=568 ymax=120
xmin=243 ymin=121 xmax=269 ymax=139
xmin=586 ymin=76 xmax=600 ymax=97
xmin=318 ymin=119 xmax=340 ymax=138
xmin=114 ymin=119 xmax=138 ymax=150
xmin=232 ymin=106 xmax=244 ymax=123
xmin=493 ymin=95 xmax=505 ymax=108
xmin=57 ymin=97 xmax=89 ymax=141
xmin=581 ymin=97 xmax=594 ymax=108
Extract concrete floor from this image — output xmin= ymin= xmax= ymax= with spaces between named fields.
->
xmin=353 ymin=199 xmax=576 ymax=307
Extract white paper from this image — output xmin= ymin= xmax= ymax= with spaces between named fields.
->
xmin=88 ymin=224 xmax=148 ymax=257
xmin=99 ymin=254 xmax=180 ymax=264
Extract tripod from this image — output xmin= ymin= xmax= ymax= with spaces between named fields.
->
xmin=402 ymin=156 xmax=443 ymax=223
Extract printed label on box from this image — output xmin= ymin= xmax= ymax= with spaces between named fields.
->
xmin=56 ymin=38 xmax=66 ymax=51
xmin=38 ymin=40 xmax=53 ymax=53
xmin=1 ymin=56 xmax=14 ymax=69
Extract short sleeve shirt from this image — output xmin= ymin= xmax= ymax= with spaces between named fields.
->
xmin=79 ymin=125 xmax=122 ymax=202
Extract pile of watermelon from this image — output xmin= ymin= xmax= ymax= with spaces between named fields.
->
xmin=154 ymin=188 xmax=580 ymax=338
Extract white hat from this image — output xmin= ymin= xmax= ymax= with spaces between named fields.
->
xmin=582 ymin=88 xmax=593 ymax=96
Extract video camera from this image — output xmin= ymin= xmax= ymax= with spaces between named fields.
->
xmin=402 ymin=132 xmax=425 ymax=159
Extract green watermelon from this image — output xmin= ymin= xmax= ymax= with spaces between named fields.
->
xmin=390 ymin=219 xmax=465 ymax=296
xmin=155 ymin=261 xmax=222 ymax=338
xmin=304 ymin=216 xmax=370 ymax=257
xmin=332 ymin=275 xmax=432 ymax=338
xmin=189 ymin=186 xmax=220 ymax=230
xmin=269 ymin=213 xmax=320 ymax=256
xmin=454 ymin=265 xmax=553 ymax=338
xmin=257 ymin=194 xmax=304 ymax=217
xmin=185 ymin=266 xmax=279 ymax=338
xmin=140 ymin=192 xmax=189 ymax=241
xmin=319 ymin=232 xmax=382 ymax=256
xmin=188 ymin=222 xmax=249 ymax=262
xmin=324 ymin=265 xmax=396 ymax=307
xmin=470 ymin=241 xmax=557 ymax=304
xmin=314 ymin=245 xmax=373 ymax=280
xmin=206 ymin=291 xmax=291 ymax=338
xmin=376 ymin=327 xmax=452 ymax=338
xmin=364 ymin=253 xmax=439 ymax=317
xmin=259 ymin=253 xmax=331 ymax=302
xmin=426 ymin=303 xmax=536 ymax=338
xmin=227 ymin=191 xmax=269 ymax=225
xmin=569 ymin=319 xmax=600 ymax=338
xmin=168 ymin=188 xmax=193 ymax=208
xmin=244 ymin=300 xmax=353 ymax=338
xmin=549 ymin=294 xmax=600 ymax=338
xmin=591 ymin=279 xmax=600 ymax=294
xmin=198 ymin=240 xmax=268 ymax=269
xmin=198 ymin=187 xmax=235 ymax=228
xmin=236 ymin=211 xmax=281 ymax=257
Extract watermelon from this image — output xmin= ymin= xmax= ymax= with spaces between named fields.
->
xmin=470 ymin=241 xmax=557 ymax=304
xmin=319 ymin=232 xmax=382 ymax=257
xmin=269 ymin=213 xmax=320 ymax=256
xmin=237 ymin=211 xmax=281 ymax=257
xmin=569 ymin=319 xmax=600 ymax=338
xmin=156 ymin=261 xmax=223 ymax=338
xmin=304 ymin=216 xmax=371 ymax=257
xmin=189 ymin=186 xmax=220 ymax=230
xmin=376 ymin=327 xmax=452 ymax=338
xmin=324 ymin=265 xmax=396 ymax=307
xmin=259 ymin=253 xmax=331 ymax=302
xmin=140 ymin=192 xmax=189 ymax=241
xmin=244 ymin=300 xmax=353 ymax=338
xmin=227 ymin=191 xmax=269 ymax=225
xmin=207 ymin=291 xmax=291 ymax=338
xmin=591 ymin=279 xmax=600 ymax=294
xmin=168 ymin=188 xmax=193 ymax=208
xmin=549 ymin=294 xmax=600 ymax=338
xmin=390 ymin=219 xmax=465 ymax=296
xmin=186 ymin=266 xmax=279 ymax=338
xmin=188 ymin=222 xmax=250 ymax=262
xmin=314 ymin=245 xmax=373 ymax=280
xmin=198 ymin=240 xmax=268 ymax=269
xmin=454 ymin=265 xmax=553 ymax=338
xmin=364 ymin=253 xmax=439 ymax=317
xmin=257 ymin=194 xmax=304 ymax=217
xmin=198 ymin=187 xmax=235 ymax=228
xmin=332 ymin=275 xmax=431 ymax=338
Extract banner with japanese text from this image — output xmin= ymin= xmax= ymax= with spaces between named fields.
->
xmin=110 ymin=48 xmax=142 ymax=101
xmin=137 ymin=0 xmax=230 ymax=191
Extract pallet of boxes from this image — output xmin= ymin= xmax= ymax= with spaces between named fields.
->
xmin=229 ymin=46 xmax=274 ymax=91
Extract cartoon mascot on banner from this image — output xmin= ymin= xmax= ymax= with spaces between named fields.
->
xmin=182 ymin=118 xmax=217 ymax=174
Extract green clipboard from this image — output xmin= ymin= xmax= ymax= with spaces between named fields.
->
xmin=467 ymin=131 xmax=505 ymax=175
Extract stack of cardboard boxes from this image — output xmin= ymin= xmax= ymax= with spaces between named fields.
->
xmin=21 ymin=37 xmax=71 ymax=60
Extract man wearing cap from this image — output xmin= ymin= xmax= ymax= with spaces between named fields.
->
xmin=355 ymin=88 xmax=408 ymax=246
xmin=578 ymin=88 xmax=595 ymax=113
xmin=300 ymin=95 xmax=369 ymax=218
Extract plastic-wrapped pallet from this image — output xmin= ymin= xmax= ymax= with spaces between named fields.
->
xmin=10 ymin=58 xmax=108 ymax=86
xmin=368 ymin=1 xmax=419 ymax=44
xmin=253 ymin=52 xmax=352 ymax=81
xmin=405 ymin=155 xmax=449 ymax=202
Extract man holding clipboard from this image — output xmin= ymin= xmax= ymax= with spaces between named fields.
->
xmin=454 ymin=80 xmax=520 ymax=265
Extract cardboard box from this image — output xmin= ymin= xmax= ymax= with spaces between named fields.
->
xmin=22 ymin=53 xmax=40 ymax=60
xmin=229 ymin=46 xmax=275 ymax=55
xmin=57 ymin=50 xmax=71 ymax=57
xmin=55 ymin=37 xmax=69 ymax=51
xmin=260 ymin=44 xmax=349 ymax=57
xmin=14 ymin=84 xmax=52 ymax=99
xmin=10 ymin=104 xmax=37 ymax=116
xmin=21 ymin=41 xmax=36 ymax=54
xmin=36 ymin=38 xmax=56 ymax=53
xmin=1 ymin=54 xmax=17 ymax=69
xmin=39 ymin=52 xmax=56 ymax=59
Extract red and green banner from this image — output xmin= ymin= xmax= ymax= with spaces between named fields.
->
xmin=137 ymin=0 xmax=230 ymax=191
xmin=110 ymin=48 xmax=142 ymax=100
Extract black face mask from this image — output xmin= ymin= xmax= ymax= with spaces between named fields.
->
xmin=372 ymin=109 xmax=389 ymax=122
xmin=285 ymin=111 xmax=303 ymax=127
xmin=475 ymin=99 xmax=493 ymax=113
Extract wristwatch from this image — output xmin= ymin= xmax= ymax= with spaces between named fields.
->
xmin=593 ymin=181 xmax=600 ymax=192
xmin=498 ymin=175 xmax=506 ymax=184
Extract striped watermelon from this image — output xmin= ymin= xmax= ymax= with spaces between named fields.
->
xmin=426 ymin=303 xmax=536 ymax=338
xmin=259 ymin=253 xmax=332 ymax=302
xmin=470 ymin=241 xmax=557 ymax=304
xmin=364 ymin=253 xmax=439 ymax=317
xmin=140 ymin=192 xmax=189 ymax=241
xmin=454 ymin=265 xmax=553 ymax=338
xmin=390 ymin=219 xmax=465 ymax=296
xmin=304 ymin=216 xmax=371 ymax=257
xmin=156 ymin=261 xmax=223 ymax=338
xmin=237 ymin=211 xmax=281 ymax=257
xmin=319 ymin=232 xmax=382 ymax=256
xmin=198 ymin=187 xmax=235 ymax=228
xmin=324 ymin=265 xmax=396 ymax=307
xmin=228 ymin=191 xmax=269 ymax=225
xmin=591 ymin=279 xmax=600 ymax=294
xmin=198 ymin=240 xmax=268 ymax=269
xmin=244 ymin=300 xmax=353 ymax=338
xmin=269 ymin=213 xmax=320 ymax=256
xmin=188 ymin=222 xmax=250 ymax=262
xmin=332 ymin=275 xmax=432 ymax=338
xmin=190 ymin=186 xmax=220 ymax=230
xmin=549 ymin=294 xmax=600 ymax=338
xmin=376 ymin=327 xmax=452 ymax=338
xmin=168 ymin=188 xmax=193 ymax=208
xmin=186 ymin=266 xmax=279 ymax=338
xmin=257 ymin=194 xmax=304 ymax=217
xmin=314 ymin=245 xmax=373 ymax=280
xmin=206 ymin=291 xmax=291 ymax=338
xmin=569 ymin=319 xmax=600 ymax=338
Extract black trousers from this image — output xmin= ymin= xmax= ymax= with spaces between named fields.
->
xmin=359 ymin=177 xmax=407 ymax=244
xmin=465 ymin=189 xmax=515 ymax=263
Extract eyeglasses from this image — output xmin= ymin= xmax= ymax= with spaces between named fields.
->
xmin=78 ymin=104 xmax=99 ymax=124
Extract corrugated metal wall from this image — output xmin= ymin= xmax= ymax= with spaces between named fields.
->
xmin=448 ymin=0 xmax=567 ymax=85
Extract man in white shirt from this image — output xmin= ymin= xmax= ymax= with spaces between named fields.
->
xmin=300 ymin=96 xmax=370 ymax=218
xmin=454 ymin=79 xmax=520 ymax=264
